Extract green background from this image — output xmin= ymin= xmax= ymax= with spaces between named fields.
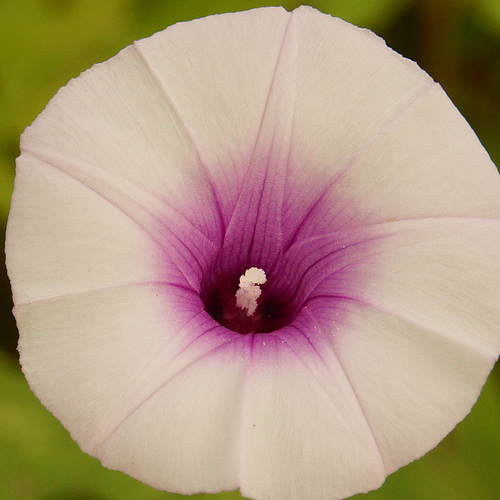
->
xmin=1 ymin=1 xmax=500 ymax=499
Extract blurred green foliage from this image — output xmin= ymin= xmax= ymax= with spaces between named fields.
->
xmin=1 ymin=1 xmax=500 ymax=499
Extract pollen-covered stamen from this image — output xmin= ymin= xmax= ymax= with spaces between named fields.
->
xmin=235 ymin=267 xmax=267 ymax=316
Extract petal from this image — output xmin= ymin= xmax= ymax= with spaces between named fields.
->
xmin=95 ymin=335 xmax=248 ymax=495
xmin=312 ymin=218 xmax=500 ymax=356
xmin=16 ymin=283 xmax=194 ymax=446
xmin=281 ymin=6 xmax=435 ymax=241
xmin=239 ymin=330 xmax=385 ymax=500
xmin=335 ymin=301 xmax=495 ymax=475
xmin=15 ymin=281 xmax=247 ymax=493
xmin=16 ymin=8 xmax=290 ymax=244
xmin=7 ymin=152 xmax=219 ymax=304
xmin=19 ymin=41 xmax=215 ymax=232
xmin=334 ymin=84 xmax=500 ymax=225
xmin=7 ymin=157 xmax=167 ymax=304
xmin=278 ymin=7 xmax=500 ymax=241
xmin=132 ymin=7 xmax=291 ymax=227
xmin=311 ymin=218 xmax=500 ymax=472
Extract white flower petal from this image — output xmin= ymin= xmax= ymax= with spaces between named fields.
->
xmin=335 ymin=302 xmax=495 ymax=474
xmin=20 ymin=40 xmax=211 ymax=218
xmin=279 ymin=7 xmax=500 ymax=240
xmin=290 ymin=6 xmax=433 ymax=167
xmin=132 ymin=7 xmax=291 ymax=224
xmin=95 ymin=335 xmax=248 ymax=495
xmin=239 ymin=331 xmax=385 ymax=500
xmin=319 ymin=218 xmax=500 ymax=472
xmin=7 ymin=156 xmax=168 ymax=304
xmin=15 ymin=281 xmax=247 ymax=488
xmin=318 ymin=218 xmax=500 ymax=357
xmin=338 ymin=84 xmax=500 ymax=224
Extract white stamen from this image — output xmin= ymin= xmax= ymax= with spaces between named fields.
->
xmin=235 ymin=267 xmax=267 ymax=316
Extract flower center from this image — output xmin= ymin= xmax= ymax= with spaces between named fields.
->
xmin=201 ymin=265 xmax=293 ymax=335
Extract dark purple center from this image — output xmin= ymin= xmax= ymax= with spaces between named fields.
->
xmin=201 ymin=267 xmax=294 ymax=334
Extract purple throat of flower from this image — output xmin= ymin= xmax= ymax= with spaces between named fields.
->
xmin=203 ymin=266 xmax=279 ymax=334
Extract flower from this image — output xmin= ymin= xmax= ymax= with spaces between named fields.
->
xmin=6 ymin=5 xmax=500 ymax=500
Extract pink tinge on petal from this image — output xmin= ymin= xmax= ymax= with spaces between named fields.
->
xmin=6 ymin=5 xmax=500 ymax=500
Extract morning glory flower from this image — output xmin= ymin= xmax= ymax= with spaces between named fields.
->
xmin=6 ymin=5 xmax=500 ymax=500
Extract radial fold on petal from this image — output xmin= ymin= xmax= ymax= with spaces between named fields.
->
xmin=7 ymin=156 xmax=179 ymax=305
xmin=221 ymin=8 xmax=298 ymax=272
xmin=333 ymin=300 xmax=496 ymax=475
